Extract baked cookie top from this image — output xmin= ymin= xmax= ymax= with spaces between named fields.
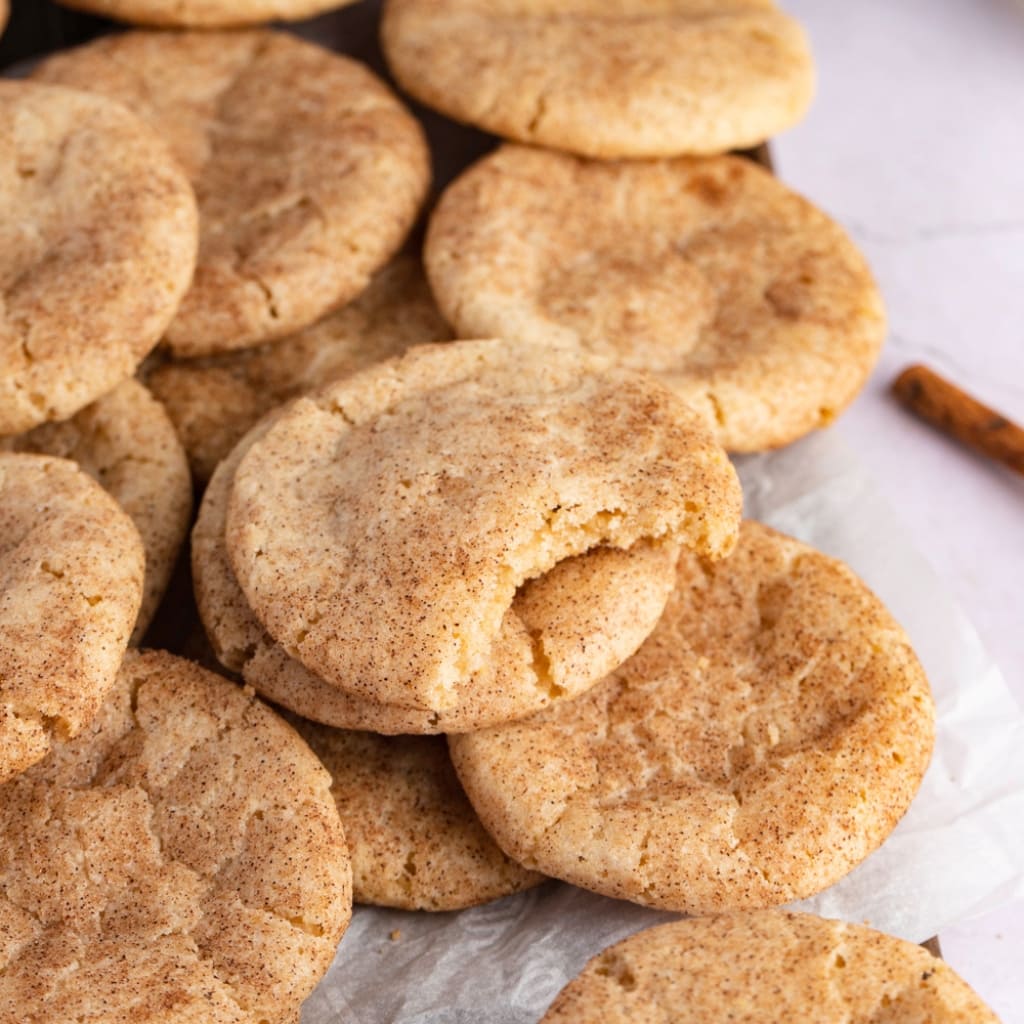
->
xmin=226 ymin=340 xmax=741 ymax=714
xmin=3 ymin=379 xmax=192 ymax=644
xmin=0 ymin=454 xmax=144 ymax=785
xmin=541 ymin=911 xmax=1001 ymax=1022
xmin=147 ymin=256 xmax=451 ymax=482
xmin=427 ymin=147 xmax=886 ymax=452
xmin=382 ymin=0 xmax=814 ymax=158
xmin=450 ymin=522 xmax=935 ymax=914
xmin=292 ymin=722 xmax=544 ymax=910
xmin=54 ymin=0 xmax=357 ymax=28
xmin=35 ymin=30 xmax=430 ymax=357
xmin=0 ymin=650 xmax=352 ymax=1023
xmin=195 ymin=408 xmax=682 ymax=733
xmin=0 ymin=80 xmax=198 ymax=436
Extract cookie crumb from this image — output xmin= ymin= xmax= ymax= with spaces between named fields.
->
xmin=390 ymin=929 xmax=402 ymax=942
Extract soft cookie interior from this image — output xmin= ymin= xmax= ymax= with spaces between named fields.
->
xmin=225 ymin=341 xmax=741 ymax=714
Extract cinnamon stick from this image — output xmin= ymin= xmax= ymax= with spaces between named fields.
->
xmin=892 ymin=364 xmax=1024 ymax=477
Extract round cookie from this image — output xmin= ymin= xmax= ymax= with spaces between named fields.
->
xmin=0 ymin=453 xmax=144 ymax=785
xmin=0 ymin=80 xmax=198 ymax=436
xmin=382 ymin=0 xmax=814 ymax=158
xmin=226 ymin=339 xmax=742 ymax=714
xmin=0 ymin=649 xmax=352 ymax=1024
xmin=425 ymin=146 xmax=886 ymax=451
xmin=3 ymin=379 xmax=192 ymax=644
xmin=541 ymin=911 xmax=1001 ymax=1023
xmin=450 ymin=522 xmax=935 ymax=914
xmin=292 ymin=721 xmax=544 ymax=910
xmin=54 ymin=0 xmax=357 ymax=28
xmin=35 ymin=30 xmax=430 ymax=357
xmin=195 ymin=408 xmax=684 ymax=733
xmin=146 ymin=256 xmax=451 ymax=482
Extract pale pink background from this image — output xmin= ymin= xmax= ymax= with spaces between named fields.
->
xmin=776 ymin=1 xmax=1024 ymax=1018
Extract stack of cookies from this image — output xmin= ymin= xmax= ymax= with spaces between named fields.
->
xmin=0 ymin=2 xmax=1002 ymax=1021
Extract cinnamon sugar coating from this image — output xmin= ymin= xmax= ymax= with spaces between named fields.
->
xmin=225 ymin=340 xmax=741 ymax=715
xmin=0 ymin=651 xmax=352 ymax=1023
xmin=451 ymin=522 xmax=935 ymax=913
xmin=0 ymin=454 xmax=144 ymax=785
xmin=35 ymin=31 xmax=429 ymax=356
xmin=541 ymin=911 xmax=1001 ymax=1022
xmin=4 ymin=380 xmax=192 ymax=643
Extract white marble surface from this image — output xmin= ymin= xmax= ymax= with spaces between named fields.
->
xmin=776 ymin=1 xmax=1024 ymax=1018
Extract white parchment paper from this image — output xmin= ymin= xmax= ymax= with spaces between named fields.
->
xmin=302 ymin=430 xmax=1024 ymax=1023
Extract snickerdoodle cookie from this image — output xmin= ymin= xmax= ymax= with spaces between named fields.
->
xmin=0 ymin=81 xmax=198 ymax=436
xmin=0 ymin=650 xmax=352 ymax=1023
xmin=226 ymin=340 xmax=741 ymax=716
xmin=0 ymin=453 xmax=144 ymax=785
xmin=55 ymin=0 xmax=357 ymax=28
xmin=147 ymin=256 xmax=450 ymax=481
xmin=3 ymin=379 xmax=192 ymax=643
xmin=195 ymin=408 xmax=682 ymax=733
xmin=541 ymin=911 xmax=1000 ymax=1023
xmin=35 ymin=31 xmax=430 ymax=357
xmin=292 ymin=723 xmax=543 ymax=910
xmin=426 ymin=147 xmax=885 ymax=451
xmin=451 ymin=522 xmax=935 ymax=914
xmin=382 ymin=0 xmax=814 ymax=158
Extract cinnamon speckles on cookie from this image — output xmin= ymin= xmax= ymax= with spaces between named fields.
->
xmin=426 ymin=147 xmax=885 ymax=452
xmin=451 ymin=522 xmax=935 ymax=914
xmin=195 ymin=406 xmax=686 ymax=733
xmin=147 ymin=256 xmax=450 ymax=482
xmin=292 ymin=724 xmax=543 ymax=910
xmin=0 ymin=453 xmax=144 ymax=785
xmin=35 ymin=30 xmax=430 ymax=357
xmin=0 ymin=81 xmax=198 ymax=436
xmin=0 ymin=650 xmax=352 ymax=1023
xmin=382 ymin=0 xmax=814 ymax=158
xmin=541 ymin=911 xmax=1001 ymax=1023
xmin=3 ymin=379 xmax=192 ymax=644
xmin=225 ymin=340 xmax=741 ymax=716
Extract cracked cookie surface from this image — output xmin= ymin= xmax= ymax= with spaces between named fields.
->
xmin=0 ymin=80 xmax=198 ymax=436
xmin=3 ymin=379 xmax=192 ymax=643
xmin=225 ymin=340 xmax=741 ymax=715
xmin=382 ymin=0 xmax=813 ymax=158
xmin=35 ymin=30 xmax=429 ymax=357
xmin=291 ymin=722 xmax=543 ymax=910
xmin=426 ymin=146 xmax=885 ymax=451
xmin=0 ymin=453 xmax=144 ymax=786
xmin=450 ymin=522 xmax=935 ymax=913
xmin=0 ymin=650 xmax=352 ymax=1024
xmin=541 ymin=911 xmax=1000 ymax=1022
xmin=147 ymin=256 xmax=450 ymax=482
xmin=196 ymin=406 xmax=683 ymax=733
xmin=54 ymin=0 xmax=357 ymax=28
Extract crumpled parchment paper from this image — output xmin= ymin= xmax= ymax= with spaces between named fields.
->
xmin=302 ymin=430 xmax=1024 ymax=1023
